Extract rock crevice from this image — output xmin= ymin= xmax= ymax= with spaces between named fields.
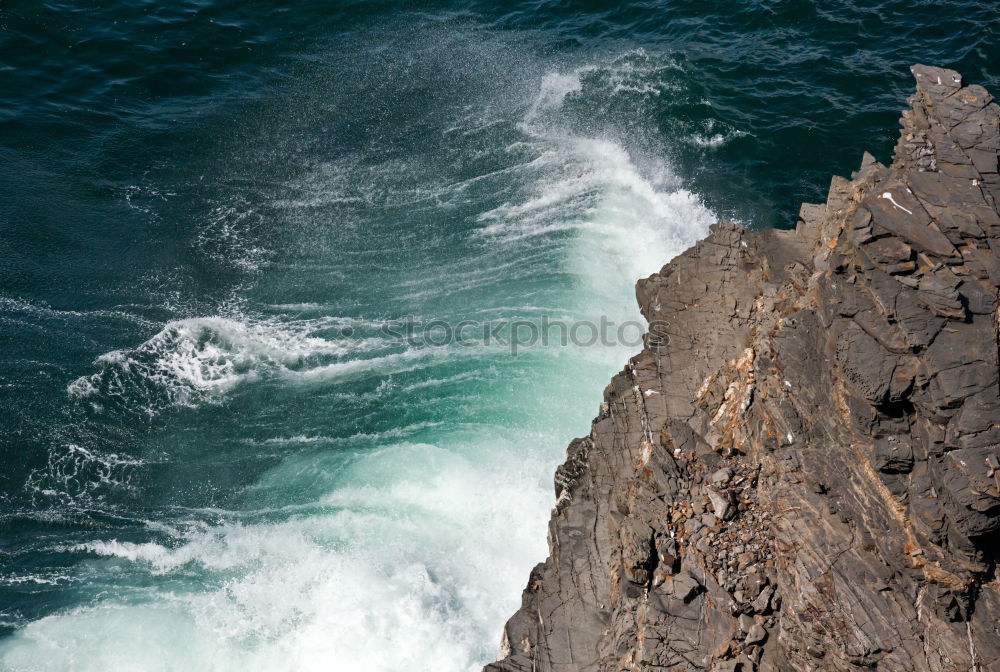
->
xmin=484 ymin=65 xmax=1000 ymax=672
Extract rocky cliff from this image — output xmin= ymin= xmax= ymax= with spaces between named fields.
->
xmin=485 ymin=65 xmax=1000 ymax=672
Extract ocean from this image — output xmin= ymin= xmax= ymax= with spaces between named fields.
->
xmin=1 ymin=1 xmax=997 ymax=669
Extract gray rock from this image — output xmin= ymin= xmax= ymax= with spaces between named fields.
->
xmin=711 ymin=468 xmax=733 ymax=484
xmin=664 ymin=571 xmax=702 ymax=603
xmin=862 ymin=186 xmax=956 ymax=258
xmin=750 ymin=585 xmax=774 ymax=614
xmin=744 ymin=624 xmax=768 ymax=646
xmin=707 ymin=488 xmax=731 ymax=521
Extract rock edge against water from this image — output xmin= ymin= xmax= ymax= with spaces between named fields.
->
xmin=485 ymin=65 xmax=1000 ymax=672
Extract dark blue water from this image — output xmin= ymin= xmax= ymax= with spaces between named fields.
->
xmin=1 ymin=2 xmax=998 ymax=669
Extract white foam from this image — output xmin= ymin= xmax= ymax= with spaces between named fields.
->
xmin=4 ymin=434 xmax=555 ymax=672
xmin=483 ymin=111 xmax=713 ymax=322
xmin=523 ymin=49 xmax=685 ymax=124
xmin=688 ymin=129 xmax=749 ymax=148
xmin=24 ymin=443 xmax=147 ymax=506
xmin=524 ymin=71 xmax=585 ymax=121
xmin=66 ymin=315 xmax=389 ymax=415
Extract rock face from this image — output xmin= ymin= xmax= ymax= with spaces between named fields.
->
xmin=484 ymin=65 xmax=1000 ymax=672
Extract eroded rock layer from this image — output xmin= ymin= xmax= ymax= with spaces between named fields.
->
xmin=485 ymin=65 xmax=1000 ymax=672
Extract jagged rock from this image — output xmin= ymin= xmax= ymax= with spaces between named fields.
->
xmin=750 ymin=585 xmax=774 ymax=615
xmin=744 ymin=624 xmax=767 ymax=646
xmin=707 ymin=488 xmax=731 ymax=521
xmin=665 ymin=571 xmax=702 ymax=603
xmin=862 ymin=185 xmax=957 ymax=258
xmin=711 ymin=468 xmax=732 ymax=484
xmin=484 ymin=66 xmax=1000 ymax=672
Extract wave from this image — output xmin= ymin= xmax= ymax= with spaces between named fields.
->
xmin=1 ymin=45 xmax=719 ymax=672
xmin=5 ymin=435 xmax=556 ymax=671
xmin=482 ymin=56 xmax=714 ymax=303
xmin=65 ymin=315 xmax=390 ymax=415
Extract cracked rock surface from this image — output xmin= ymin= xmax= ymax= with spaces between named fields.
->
xmin=483 ymin=65 xmax=1000 ymax=672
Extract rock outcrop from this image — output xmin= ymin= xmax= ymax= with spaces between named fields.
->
xmin=485 ymin=65 xmax=1000 ymax=672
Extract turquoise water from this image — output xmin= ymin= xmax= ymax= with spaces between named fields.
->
xmin=1 ymin=2 xmax=997 ymax=670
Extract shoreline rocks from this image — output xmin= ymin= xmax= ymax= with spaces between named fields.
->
xmin=484 ymin=65 xmax=1000 ymax=671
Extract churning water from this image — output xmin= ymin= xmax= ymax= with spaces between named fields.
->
xmin=1 ymin=2 xmax=997 ymax=670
